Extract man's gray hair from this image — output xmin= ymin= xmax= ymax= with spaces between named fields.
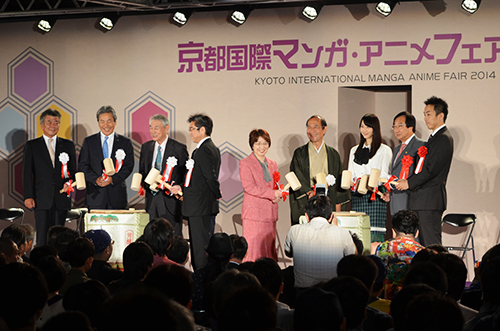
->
xmin=149 ymin=114 xmax=169 ymax=127
xmin=96 ymin=105 xmax=117 ymax=122
xmin=40 ymin=109 xmax=62 ymax=124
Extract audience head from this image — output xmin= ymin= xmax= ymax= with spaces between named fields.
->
xmin=0 ymin=237 xmax=20 ymax=264
xmin=230 ymin=234 xmax=248 ymax=262
xmin=63 ymin=280 xmax=111 ymax=328
xmin=66 ymin=237 xmax=95 ymax=269
xmin=351 ymin=232 xmax=364 ymax=254
xmin=410 ymin=247 xmax=438 ymax=265
xmin=392 ymin=210 xmax=419 ymax=236
xmin=143 ymin=264 xmax=193 ymax=307
xmin=35 ymin=255 xmax=67 ymax=294
xmin=0 ymin=263 xmax=48 ymax=330
xmin=205 ymin=232 xmax=234 ymax=261
xmin=404 ymin=292 xmax=463 ymax=331
xmin=324 ymin=276 xmax=369 ymax=330
xmin=337 ymin=254 xmax=377 ymax=291
xmin=1 ymin=224 xmax=26 ymax=256
xmin=480 ymin=256 xmax=500 ymax=305
xmin=390 ymin=284 xmax=437 ymax=331
xmin=429 ymin=253 xmax=467 ymax=301
xmin=167 ymin=235 xmax=190 ymax=265
xmin=403 ymin=261 xmax=448 ymax=294
xmin=305 ymin=195 xmax=333 ymax=221
xmin=218 ymin=286 xmax=277 ymax=331
xmin=85 ymin=229 xmax=113 ymax=259
xmin=20 ymin=223 xmax=35 ymax=251
xmin=143 ymin=218 xmax=174 ymax=257
xmin=366 ymin=255 xmax=387 ymax=294
xmin=250 ymin=257 xmax=283 ymax=299
xmin=47 ymin=226 xmax=79 ymax=262
xmin=123 ymin=241 xmax=154 ymax=280
xmin=294 ymin=287 xmax=344 ymax=331
xmin=30 ymin=244 xmax=59 ymax=267
xmin=41 ymin=311 xmax=92 ymax=331
xmin=426 ymin=243 xmax=448 ymax=253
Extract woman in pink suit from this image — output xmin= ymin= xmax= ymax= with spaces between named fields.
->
xmin=239 ymin=129 xmax=282 ymax=262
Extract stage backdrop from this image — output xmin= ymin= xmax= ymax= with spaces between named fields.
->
xmin=0 ymin=0 xmax=498 ymax=274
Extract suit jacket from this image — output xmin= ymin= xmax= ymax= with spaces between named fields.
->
xmin=289 ymin=142 xmax=350 ymax=224
xmin=23 ymin=136 xmax=77 ymax=210
xmin=239 ymin=153 xmax=279 ymax=222
xmin=78 ymin=133 xmax=134 ymax=209
xmin=407 ymin=126 xmax=454 ymax=211
xmin=182 ymin=138 xmax=221 ymax=217
xmin=390 ymin=135 xmax=425 ymax=215
xmin=139 ymin=138 xmax=189 ymax=217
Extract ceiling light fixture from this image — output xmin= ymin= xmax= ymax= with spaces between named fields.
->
xmin=99 ymin=14 xmax=119 ymax=31
xmin=375 ymin=1 xmax=398 ymax=17
xmin=173 ymin=10 xmax=192 ymax=26
xmin=461 ymin=0 xmax=481 ymax=13
xmin=229 ymin=8 xmax=252 ymax=26
xmin=302 ymin=4 xmax=323 ymax=21
xmin=37 ymin=18 xmax=56 ymax=33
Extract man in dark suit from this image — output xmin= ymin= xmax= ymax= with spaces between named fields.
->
xmin=139 ymin=114 xmax=188 ymax=237
xmin=396 ymin=96 xmax=454 ymax=246
xmin=23 ymin=109 xmax=76 ymax=245
xmin=388 ymin=111 xmax=425 ymax=216
xmin=78 ymin=106 xmax=134 ymax=210
xmin=289 ymin=115 xmax=350 ymax=225
xmin=173 ymin=114 xmax=221 ymax=270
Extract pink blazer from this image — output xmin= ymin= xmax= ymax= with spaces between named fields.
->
xmin=239 ymin=153 xmax=279 ymax=222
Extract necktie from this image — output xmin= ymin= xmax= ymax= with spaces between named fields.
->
xmin=395 ymin=143 xmax=407 ymax=162
xmin=103 ymin=136 xmax=109 ymax=159
xmin=48 ymin=138 xmax=55 ymax=167
xmin=155 ymin=146 xmax=162 ymax=170
xmin=191 ymin=148 xmax=197 ymax=158
xmin=428 ymin=134 xmax=433 ymax=142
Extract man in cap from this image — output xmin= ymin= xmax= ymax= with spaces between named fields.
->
xmin=85 ymin=229 xmax=123 ymax=287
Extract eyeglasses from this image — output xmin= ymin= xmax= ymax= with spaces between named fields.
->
xmin=392 ymin=123 xmax=406 ymax=130
xmin=188 ymin=127 xmax=200 ymax=132
xmin=254 ymin=142 xmax=269 ymax=147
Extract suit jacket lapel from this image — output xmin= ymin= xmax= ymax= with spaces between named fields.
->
xmin=163 ymin=138 xmax=175 ymax=172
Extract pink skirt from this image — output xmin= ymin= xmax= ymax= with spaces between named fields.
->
xmin=242 ymin=219 xmax=278 ymax=262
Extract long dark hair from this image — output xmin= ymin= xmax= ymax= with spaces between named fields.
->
xmin=354 ymin=113 xmax=381 ymax=160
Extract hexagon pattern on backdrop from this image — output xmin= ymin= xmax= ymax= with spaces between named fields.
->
xmin=0 ymin=100 xmax=28 ymax=158
xmin=34 ymin=97 xmax=78 ymax=141
xmin=218 ymin=141 xmax=247 ymax=213
xmin=8 ymin=47 xmax=53 ymax=110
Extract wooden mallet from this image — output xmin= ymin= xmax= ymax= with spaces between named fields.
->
xmin=60 ymin=172 xmax=86 ymax=193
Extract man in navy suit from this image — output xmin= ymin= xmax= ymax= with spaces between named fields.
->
xmin=388 ymin=111 xmax=425 ymax=216
xmin=172 ymin=114 xmax=221 ymax=270
xmin=23 ymin=109 xmax=77 ymax=245
xmin=78 ymin=106 xmax=134 ymax=210
xmin=396 ymin=97 xmax=454 ymax=246
xmin=139 ymin=114 xmax=188 ymax=237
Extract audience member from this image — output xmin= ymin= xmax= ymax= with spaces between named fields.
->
xmin=20 ymin=223 xmax=35 ymax=263
xmin=142 ymin=217 xmax=178 ymax=267
xmin=63 ymin=280 xmax=111 ymax=328
xmin=60 ymin=237 xmax=95 ymax=295
xmin=284 ymin=195 xmax=355 ymax=289
xmin=324 ymin=276 xmax=370 ymax=331
xmin=402 ymin=261 xmax=448 ymax=294
xmin=47 ymin=226 xmax=79 ymax=272
xmin=84 ymin=229 xmax=123 ymax=286
xmin=0 ymin=237 xmax=20 ymax=264
xmin=351 ymin=232 xmax=364 ymax=255
xmin=336 ymin=255 xmax=393 ymax=331
xmin=168 ymin=235 xmax=190 ymax=266
xmin=143 ymin=263 xmax=193 ymax=308
xmin=35 ymin=256 xmax=67 ymax=329
xmin=404 ymin=291 xmax=463 ymax=331
xmin=30 ymin=244 xmax=59 ymax=267
xmin=0 ymin=263 xmax=48 ymax=331
xmin=191 ymin=232 xmax=234 ymax=311
xmin=294 ymin=286 xmax=345 ymax=331
xmin=228 ymin=234 xmax=248 ymax=269
xmin=390 ymin=284 xmax=437 ymax=331
xmin=108 ymin=241 xmax=154 ymax=295
xmin=0 ymin=224 xmax=26 ymax=262
xmin=250 ymin=257 xmax=294 ymax=331
xmin=366 ymin=255 xmax=391 ymax=314
xmin=41 ymin=311 xmax=92 ymax=331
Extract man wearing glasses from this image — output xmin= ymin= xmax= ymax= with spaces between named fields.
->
xmin=389 ymin=111 xmax=425 ymax=216
xmin=172 ymin=113 xmax=221 ymax=270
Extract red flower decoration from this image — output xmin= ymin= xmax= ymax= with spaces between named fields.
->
xmin=418 ymin=146 xmax=428 ymax=158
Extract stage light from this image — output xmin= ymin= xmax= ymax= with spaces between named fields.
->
xmin=461 ymin=0 xmax=481 ymax=13
xmin=302 ymin=4 xmax=323 ymax=21
xmin=37 ymin=18 xmax=56 ymax=33
xmin=230 ymin=8 xmax=252 ymax=25
xmin=376 ymin=1 xmax=397 ymax=17
xmin=99 ymin=14 xmax=119 ymax=31
xmin=173 ymin=11 xmax=192 ymax=26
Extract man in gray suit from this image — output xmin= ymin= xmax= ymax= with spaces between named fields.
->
xmin=389 ymin=111 xmax=425 ymax=216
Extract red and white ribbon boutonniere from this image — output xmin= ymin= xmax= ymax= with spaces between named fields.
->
xmin=59 ymin=152 xmax=70 ymax=178
xmin=160 ymin=156 xmax=178 ymax=190
xmin=415 ymin=146 xmax=428 ymax=174
xmin=64 ymin=179 xmax=75 ymax=197
xmin=115 ymin=149 xmax=126 ymax=173
xmin=184 ymin=159 xmax=195 ymax=187
xmin=326 ymin=174 xmax=336 ymax=187
xmin=384 ymin=175 xmax=398 ymax=192
xmin=272 ymin=171 xmax=290 ymax=201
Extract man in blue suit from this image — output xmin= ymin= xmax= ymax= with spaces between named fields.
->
xmin=79 ymin=106 xmax=134 ymax=210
